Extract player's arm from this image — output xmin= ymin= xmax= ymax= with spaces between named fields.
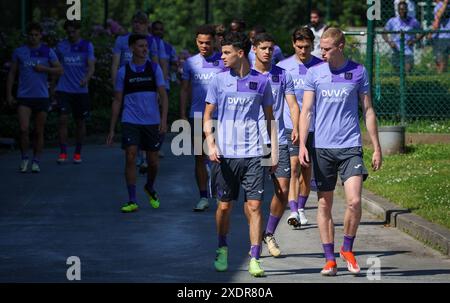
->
xmin=107 ymin=90 xmax=123 ymax=145
xmin=263 ymin=105 xmax=278 ymax=173
xmin=382 ymin=20 xmax=397 ymax=49
xmin=203 ymin=102 xmax=220 ymax=163
xmin=6 ymin=60 xmax=18 ymax=105
xmin=34 ymin=59 xmax=63 ymax=76
xmin=179 ymin=79 xmax=191 ymax=120
xmin=433 ymin=0 xmax=448 ymax=29
xmin=111 ymin=53 xmax=120 ymax=86
xmin=286 ymin=94 xmax=300 ymax=144
xmin=360 ymin=94 xmax=382 ymax=171
xmin=81 ymin=58 xmax=96 ymax=87
xmin=107 ymin=68 xmax=125 ymax=145
xmin=299 ymin=91 xmax=314 ymax=167
xmin=157 ymin=85 xmax=169 ymax=134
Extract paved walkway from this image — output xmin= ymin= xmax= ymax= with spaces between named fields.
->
xmin=1 ymin=140 xmax=449 ymax=282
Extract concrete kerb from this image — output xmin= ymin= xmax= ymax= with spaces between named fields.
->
xmin=335 ymin=184 xmax=450 ymax=257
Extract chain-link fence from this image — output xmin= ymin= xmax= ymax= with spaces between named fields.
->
xmin=346 ymin=1 xmax=450 ymax=123
xmin=373 ymin=29 xmax=449 ymax=122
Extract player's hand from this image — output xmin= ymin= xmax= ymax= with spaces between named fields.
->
xmin=372 ymin=150 xmax=382 ymax=171
xmin=106 ymin=131 xmax=115 ymax=146
xmin=299 ymin=145 xmax=310 ymax=168
xmin=269 ymin=163 xmax=278 ymax=175
xmin=291 ymin=128 xmax=299 ymax=145
xmin=159 ymin=120 xmax=168 ymax=134
xmin=208 ymin=145 xmax=221 ymax=163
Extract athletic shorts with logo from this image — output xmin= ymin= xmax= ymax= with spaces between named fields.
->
xmin=56 ymin=92 xmax=90 ymax=119
xmin=273 ymin=144 xmax=291 ymax=178
xmin=211 ymin=157 xmax=265 ymax=202
xmin=121 ymin=123 xmax=162 ymax=151
xmin=17 ymin=98 xmax=50 ymax=113
xmin=311 ymin=146 xmax=368 ymax=192
xmin=285 ymin=129 xmax=314 ymax=157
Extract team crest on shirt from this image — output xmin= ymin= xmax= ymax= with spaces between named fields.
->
xmin=213 ymin=60 xmax=219 ymax=66
xmin=344 ymin=72 xmax=353 ymax=80
xmin=272 ymin=75 xmax=279 ymax=83
xmin=249 ymin=82 xmax=258 ymax=90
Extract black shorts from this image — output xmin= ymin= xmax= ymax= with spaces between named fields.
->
xmin=121 ymin=123 xmax=161 ymax=151
xmin=273 ymin=145 xmax=291 ymax=179
xmin=285 ymin=129 xmax=314 ymax=157
xmin=311 ymin=146 xmax=368 ymax=192
xmin=17 ymin=98 xmax=50 ymax=113
xmin=56 ymin=92 xmax=90 ymax=119
xmin=211 ymin=157 xmax=265 ymax=202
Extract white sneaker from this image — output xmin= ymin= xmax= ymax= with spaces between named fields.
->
xmin=298 ymin=208 xmax=308 ymax=225
xmin=193 ymin=197 xmax=209 ymax=211
xmin=31 ymin=162 xmax=40 ymax=173
xmin=287 ymin=212 xmax=301 ymax=228
xmin=20 ymin=159 xmax=29 ymax=173
xmin=263 ymin=233 xmax=281 ymax=257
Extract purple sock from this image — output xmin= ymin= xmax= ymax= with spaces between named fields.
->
xmin=32 ymin=157 xmax=39 ymax=163
xmin=250 ymin=245 xmax=261 ymax=259
xmin=21 ymin=153 xmax=29 ymax=160
xmin=288 ymin=200 xmax=298 ymax=213
xmin=127 ymin=184 xmax=137 ymax=203
xmin=75 ymin=143 xmax=82 ymax=154
xmin=60 ymin=144 xmax=67 ymax=154
xmin=343 ymin=235 xmax=355 ymax=252
xmin=322 ymin=243 xmax=335 ymax=261
xmin=298 ymin=195 xmax=308 ymax=210
xmin=218 ymin=235 xmax=227 ymax=248
xmin=265 ymin=214 xmax=281 ymax=235
xmin=200 ymin=190 xmax=208 ymax=199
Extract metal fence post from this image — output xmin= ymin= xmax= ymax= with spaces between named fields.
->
xmin=399 ymin=31 xmax=406 ymax=124
xmin=366 ymin=18 xmax=375 ymax=94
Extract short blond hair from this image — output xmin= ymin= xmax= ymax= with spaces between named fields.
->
xmin=321 ymin=27 xmax=345 ymax=46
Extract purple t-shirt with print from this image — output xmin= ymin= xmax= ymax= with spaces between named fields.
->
xmin=182 ymin=52 xmax=226 ymax=118
xmin=304 ymin=60 xmax=370 ymax=149
xmin=277 ymin=55 xmax=323 ymax=131
xmin=257 ymin=65 xmax=294 ymax=146
xmin=205 ymin=69 xmax=274 ymax=158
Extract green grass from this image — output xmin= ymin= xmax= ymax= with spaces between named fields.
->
xmin=360 ymin=119 xmax=450 ymax=134
xmin=363 ymin=144 xmax=450 ymax=229
xmin=379 ymin=119 xmax=450 ymax=134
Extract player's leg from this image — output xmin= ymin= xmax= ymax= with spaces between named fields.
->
xmin=120 ymin=123 xmax=140 ymax=213
xmin=57 ymin=92 xmax=70 ymax=163
xmin=263 ymin=144 xmax=290 ymax=257
xmin=17 ymin=103 xmax=32 ymax=172
xmin=338 ymin=147 xmax=368 ymax=274
xmin=297 ymin=132 xmax=315 ymax=225
xmin=31 ymin=105 xmax=48 ymax=173
xmin=313 ymin=148 xmax=338 ymax=276
xmin=72 ymin=93 xmax=90 ymax=163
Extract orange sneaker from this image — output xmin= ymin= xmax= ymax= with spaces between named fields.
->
xmin=73 ymin=153 xmax=82 ymax=164
xmin=340 ymin=247 xmax=360 ymax=274
xmin=320 ymin=260 xmax=337 ymax=276
xmin=57 ymin=153 xmax=67 ymax=164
